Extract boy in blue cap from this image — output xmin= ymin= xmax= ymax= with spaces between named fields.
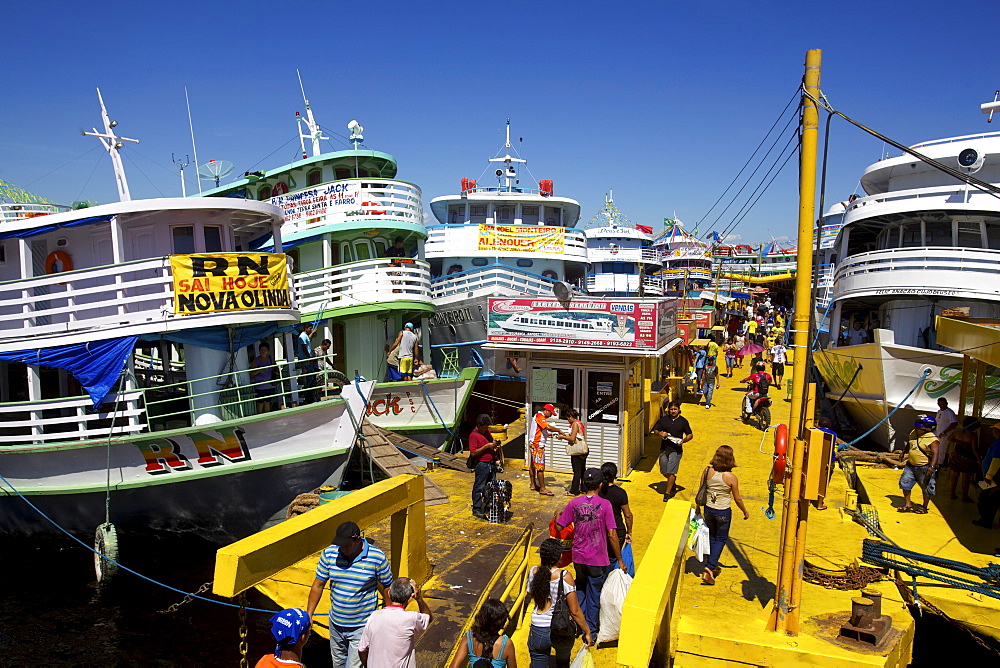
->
xmin=257 ymin=608 xmax=310 ymax=667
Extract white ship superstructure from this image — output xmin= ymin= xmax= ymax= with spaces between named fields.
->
xmin=583 ymin=194 xmax=662 ymax=297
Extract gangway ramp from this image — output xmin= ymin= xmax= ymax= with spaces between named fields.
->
xmin=359 ymin=420 xmax=451 ymax=505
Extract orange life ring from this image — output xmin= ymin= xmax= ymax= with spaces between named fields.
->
xmin=45 ymin=250 xmax=73 ymax=274
xmin=363 ymin=201 xmax=387 ymax=215
xmin=272 ymin=182 xmax=289 ymax=196
xmin=772 ymin=423 xmax=787 ymax=484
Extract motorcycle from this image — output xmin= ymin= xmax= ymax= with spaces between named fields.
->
xmin=742 ymin=383 xmax=772 ymax=430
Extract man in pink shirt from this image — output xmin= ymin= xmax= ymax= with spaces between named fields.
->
xmin=358 ymin=577 xmax=432 ymax=667
xmin=555 ymin=468 xmax=625 ymax=637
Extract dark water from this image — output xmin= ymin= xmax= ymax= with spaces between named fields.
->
xmin=0 ymin=533 xmax=336 ymax=667
xmin=1 ymin=534 xmax=997 ymax=666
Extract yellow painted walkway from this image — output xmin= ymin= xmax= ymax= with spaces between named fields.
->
xmin=853 ymin=464 xmax=1000 ymax=640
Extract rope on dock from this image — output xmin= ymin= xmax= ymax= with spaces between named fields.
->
xmin=802 ymin=563 xmax=884 ymax=590
xmin=861 ymin=539 xmax=1000 ymax=599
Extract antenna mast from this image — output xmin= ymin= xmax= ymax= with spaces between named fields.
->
xmin=83 ymin=88 xmax=138 ymax=202
xmin=296 ymin=70 xmax=328 ymax=158
xmin=185 ymin=87 xmax=202 ymax=194
xmin=488 ymin=119 xmax=526 ymax=191
xmin=172 ymin=153 xmax=191 ymax=197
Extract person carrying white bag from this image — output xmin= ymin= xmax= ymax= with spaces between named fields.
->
xmin=596 ymin=568 xmax=632 ymax=644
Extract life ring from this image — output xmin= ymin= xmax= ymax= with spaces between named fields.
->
xmin=772 ymin=423 xmax=788 ymax=484
xmin=363 ymin=201 xmax=387 ymax=215
xmin=272 ymin=182 xmax=289 ymax=196
xmin=45 ymin=250 xmax=73 ymax=274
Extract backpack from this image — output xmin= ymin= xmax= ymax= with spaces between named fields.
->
xmin=757 ymin=373 xmax=771 ymax=396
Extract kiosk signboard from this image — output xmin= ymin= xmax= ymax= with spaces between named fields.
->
xmin=488 ymin=298 xmax=677 ymax=350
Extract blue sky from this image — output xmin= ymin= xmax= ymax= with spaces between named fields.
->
xmin=2 ymin=1 xmax=996 ymax=244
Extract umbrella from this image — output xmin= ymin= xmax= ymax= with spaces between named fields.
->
xmin=736 ymin=343 xmax=765 ymax=356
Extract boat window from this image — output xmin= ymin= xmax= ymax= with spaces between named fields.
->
xmin=498 ymin=206 xmax=514 ymax=222
xmin=544 ymin=207 xmax=561 ymax=226
xmin=956 ymin=220 xmax=983 ymax=248
xmin=449 ymin=206 xmax=464 ymax=224
xmin=307 ymin=169 xmax=322 ymax=186
xmin=925 ymin=221 xmax=951 ymax=246
xmin=472 ymin=258 xmax=488 ymax=266
xmin=374 ymin=239 xmax=388 ymax=256
xmin=203 ymin=226 xmax=223 ymax=253
xmin=516 ymin=259 xmax=533 ymax=267
xmin=354 ymin=241 xmax=371 ymax=261
xmin=357 ymin=169 xmax=368 ymax=178
xmin=340 ymin=242 xmax=353 ymax=262
xmin=0 ymin=242 xmax=5 ymax=265
xmin=900 ymin=223 xmax=923 ymax=248
xmin=986 ymin=221 xmax=1000 ymax=250
xmin=470 ymin=206 xmax=487 ymax=224
xmin=172 ymin=226 xmax=196 ymax=254
xmin=522 ymin=206 xmax=539 ymax=225
xmin=258 ymin=186 xmax=273 ymax=201
xmin=877 ymin=225 xmax=898 ymax=250
xmin=335 ymin=167 xmax=351 ymax=180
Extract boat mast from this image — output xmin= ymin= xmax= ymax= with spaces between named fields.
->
xmin=296 ymin=70 xmax=328 ymax=159
xmin=83 ymin=89 xmax=138 ymax=202
xmin=489 ymin=119 xmax=526 ymax=191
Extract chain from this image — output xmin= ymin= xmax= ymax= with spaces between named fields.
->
xmin=158 ymin=581 xmax=213 ymax=614
xmin=802 ymin=564 xmax=884 ymax=590
xmin=238 ymin=592 xmax=249 ymax=668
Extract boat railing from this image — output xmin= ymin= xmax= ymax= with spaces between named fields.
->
xmin=424 ymin=225 xmax=589 ymax=259
xmin=0 ymin=390 xmax=145 ymax=445
xmin=835 ymin=246 xmax=1000 ymax=296
xmin=846 ymin=183 xmax=1000 ymax=216
xmin=294 ymin=258 xmax=433 ymax=315
xmin=587 ymin=246 xmax=662 ymax=263
xmin=275 ymin=178 xmax=424 ymax=229
xmin=0 ymin=255 xmax=297 ymax=342
xmin=585 ymin=274 xmax=664 ymax=295
xmin=431 ymin=265 xmax=558 ymax=300
xmin=0 ymin=202 xmax=72 ymax=223
xmin=140 ymin=358 xmax=334 ymax=430
xmin=909 ymin=131 xmax=1000 ymax=149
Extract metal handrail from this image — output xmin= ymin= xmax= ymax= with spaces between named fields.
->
xmin=443 ymin=523 xmax=534 ymax=666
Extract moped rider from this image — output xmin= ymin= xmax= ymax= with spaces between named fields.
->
xmin=740 ymin=360 xmax=773 ymax=416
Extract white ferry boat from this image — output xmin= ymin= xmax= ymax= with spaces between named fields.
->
xmin=424 ymin=121 xmax=587 ymax=379
xmin=195 ymin=82 xmax=479 ymax=441
xmin=654 ymin=220 xmax=713 ymax=294
xmin=815 ymin=103 xmax=1000 ymax=448
xmin=0 ymin=92 xmax=374 ymax=543
xmin=583 ymin=194 xmax=663 ymax=297
xmin=494 ymin=311 xmax=623 ymax=338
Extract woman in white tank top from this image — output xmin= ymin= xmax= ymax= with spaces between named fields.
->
xmin=696 ymin=445 xmax=749 ymax=585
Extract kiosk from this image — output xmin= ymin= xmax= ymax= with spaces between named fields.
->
xmin=484 ymin=297 xmax=682 ymax=475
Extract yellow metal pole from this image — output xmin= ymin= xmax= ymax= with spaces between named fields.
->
xmin=768 ymin=48 xmax=822 ymax=635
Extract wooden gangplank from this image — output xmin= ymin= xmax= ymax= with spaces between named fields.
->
xmin=359 ymin=421 xmax=450 ymax=505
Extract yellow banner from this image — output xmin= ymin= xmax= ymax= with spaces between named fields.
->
xmin=477 ymin=224 xmax=565 ymax=253
xmin=170 ymin=253 xmax=290 ymax=315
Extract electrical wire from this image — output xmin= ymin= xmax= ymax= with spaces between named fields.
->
xmin=717 ymin=133 xmax=800 ymax=241
xmin=122 ymin=153 xmax=166 ymax=197
xmin=75 ymin=155 xmax=105 ymax=201
xmin=241 ymin=136 xmax=299 ymax=174
xmin=21 ymin=145 xmax=100 ymax=188
xmin=700 ymin=88 xmax=801 ymax=238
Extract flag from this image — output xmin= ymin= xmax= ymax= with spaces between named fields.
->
xmin=636 ymin=224 xmax=653 ymax=234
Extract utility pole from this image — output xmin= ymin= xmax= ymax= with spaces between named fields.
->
xmin=767 ymin=47 xmax=821 ymax=637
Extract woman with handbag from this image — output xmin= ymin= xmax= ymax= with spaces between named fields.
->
xmin=695 ymin=445 xmax=749 ymax=585
xmin=526 ymin=538 xmax=591 ymax=667
xmin=560 ymin=408 xmax=588 ymax=496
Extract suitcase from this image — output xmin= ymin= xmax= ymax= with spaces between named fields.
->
xmin=485 ymin=479 xmax=512 ymax=523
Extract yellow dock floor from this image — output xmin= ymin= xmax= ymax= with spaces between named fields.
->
xmin=853 ymin=462 xmax=1000 ymax=640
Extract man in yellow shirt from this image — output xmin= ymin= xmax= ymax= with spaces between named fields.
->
xmin=898 ymin=415 xmax=939 ymax=514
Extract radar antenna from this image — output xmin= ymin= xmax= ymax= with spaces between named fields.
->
xmin=197 ymin=159 xmax=234 ymax=188
xmin=83 ymin=88 xmax=139 ymax=202
xmin=347 ymin=120 xmax=364 ymax=149
xmin=296 ymin=70 xmax=329 ymax=158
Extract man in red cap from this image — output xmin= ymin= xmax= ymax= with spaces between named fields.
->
xmin=527 ymin=403 xmax=565 ymax=496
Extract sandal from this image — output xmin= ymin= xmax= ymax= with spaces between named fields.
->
xmin=539 ymin=490 xmax=554 ymax=496
xmin=897 ymin=506 xmax=912 ymax=513
xmin=912 ymin=506 xmax=928 ymax=514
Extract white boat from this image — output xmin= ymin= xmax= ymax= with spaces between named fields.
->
xmin=494 ymin=311 xmax=626 ymax=338
xmin=815 ymin=102 xmax=1000 ymax=448
xmin=199 ymin=77 xmax=435 ymax=383
xmin=654 ymin=220 xmax=713 ymax=294
xmin=424 ymin=120 xmax=587 ymax=379
xmin=0 ymin=91 xmax=374 ymax=543
xmin=583 ymin=193 xmax=663 ymax=297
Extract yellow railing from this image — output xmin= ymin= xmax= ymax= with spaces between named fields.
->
xmin=443 ymin=523 xmax=535 ymax=667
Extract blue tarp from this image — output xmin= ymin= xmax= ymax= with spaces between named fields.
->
xmin=0 ymin=336 xmax=136 ymax=408
xmin=0 ymin=214 xmax=113 ymax=240
xmin=139 ymin=322 xmax=300 ymax=353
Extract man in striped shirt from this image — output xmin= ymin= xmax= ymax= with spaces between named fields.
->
xmin=306 ymin=521 xmax=393 ymax=668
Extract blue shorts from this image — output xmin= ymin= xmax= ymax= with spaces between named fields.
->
xmin=899 ymin=464 xmax=936 ymax=496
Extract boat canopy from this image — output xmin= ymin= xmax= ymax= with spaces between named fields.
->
xmin=0 ymin=336 xmax=136 ymax=408
xmin=0 ymin=214 xmax=113 ymax=240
